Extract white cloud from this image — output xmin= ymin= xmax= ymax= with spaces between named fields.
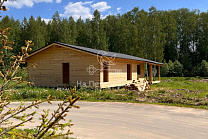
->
xmin=83 ymin=1 xmax=93 ymax=5
xmin=5 ymin=0 xmax=33 ymax=9
xmin=101 ymin=14 xmax=108 ymax=19
xmin=34 ymin=0 xmax=52 ymax=2
xmin=4 ymin=0 xmax=53 ymax=9
xmin=56 ymin=0 xmax=61 ymax=3
xmin=117 ymin=7 xmax=122 ymax=13
xmin=60 ymin=1 xmax=93 ymax=20
xmin=42 ymin=18 xmax=51 ymax=24
xmin=91 ymin=2 xmax=111 ymax=12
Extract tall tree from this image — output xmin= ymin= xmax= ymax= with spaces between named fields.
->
xmin=197 ymin=12 xmax=208 ymax=63
xmin=148 ymin=6 xmax=166 ymax=62
xmin=49 ymin=11 xmax=61 ymax=43
xmin=148 ymin=7 xmax=166 ymax=79
xmin=68 ymin=16 xmax=77 ymax=45
xmin=35 ymin=16 xmax=47 ymax=49
xmin=59 ymin=18 xmax=71 ymax=44
xmin=104 ymin=15 xmax=117 ymax=52
xmin=136 ymin=9 xmax=149 ymax=58
xmin=161 ymin=10 xmax=178 ymax=62
xmin=125 ymin=7 xmax=140 ymax=56
xmin=91 ymin=10 xmax=108 ymax=50
xmin=76 ymin=17 xmax=88 ymax=47
xmin=174 ymin=9 xmax=198 ymax=75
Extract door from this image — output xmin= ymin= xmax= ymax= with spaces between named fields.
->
xmin=127 ymin=64 xmax=132 ymax=80
xmin=103 ymin=62 xmax=109 ymax=82
xmin=63 ymin=63 xmax=70 ymax=84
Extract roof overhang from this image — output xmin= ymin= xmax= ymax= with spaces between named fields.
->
xmin=25 ymin=42 xmax=166 ymax=66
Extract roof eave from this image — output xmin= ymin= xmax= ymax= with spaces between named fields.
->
xmin=25 ymin=42 xmax=166 ymax=66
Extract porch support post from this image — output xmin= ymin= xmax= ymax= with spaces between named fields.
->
xmin=158 ymin=65 xmax=160 ymax=81
xmin=149 ymin=64 xmax=153 ymax=83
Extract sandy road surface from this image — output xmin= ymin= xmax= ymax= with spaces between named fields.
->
xmin=7 ymin=101 xmax=208 ymax=139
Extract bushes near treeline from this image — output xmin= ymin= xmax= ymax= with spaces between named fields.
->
xmin=201 ymin=60 xmax=208 ymax=77
xmin=161 ymin=60 xmax=208 ymax=77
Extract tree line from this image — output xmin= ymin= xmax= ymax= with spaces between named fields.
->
xmin=0 ymin=6 xmax=208 ymax=77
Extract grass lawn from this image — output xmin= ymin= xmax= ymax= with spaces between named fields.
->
xmin=147 ymin=77 xmax=208 ymax=109
xmin=3 ymin=77 xmax=208 ymax=109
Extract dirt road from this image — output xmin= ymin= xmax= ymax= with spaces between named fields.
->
xmin=8 ymin=101 xmax=208 ymax=139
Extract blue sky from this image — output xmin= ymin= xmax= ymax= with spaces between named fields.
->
xmin=1 ymin=0 xmax=208 ymax=23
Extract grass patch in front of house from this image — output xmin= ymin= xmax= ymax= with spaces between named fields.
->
xmin=2 ymin=77 xmax=208 ymax=109
xmin=4 ymin=85 xmax=139 ymax=103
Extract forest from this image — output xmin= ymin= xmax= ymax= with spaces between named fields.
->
xmin=0 ymin=6 xmax=208 ymax=77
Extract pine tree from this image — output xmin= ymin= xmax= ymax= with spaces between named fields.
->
xmin=104 ymin=15 xmax=117 ymax=52
xmin=35 ymin=16 xmax=47 ymax=49
xmin=91 ymin=10 xmax=108 ymax=50
xmin=59 ymin=18 xmax=71 ymax=44
xmin=68 ymin=16 xmax=77 ymax=45
xmin=49 ymin=11 xmax=61 ymax=42
xmin=76 ymin=17 xmax=88 ymax=47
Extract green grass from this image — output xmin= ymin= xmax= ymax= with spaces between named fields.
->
xmin=149 ymin=77 xmax=208 ymax=109
xmin=152 ymin=77 xmax=208 ymax=99
xmin=2 ymin=77 xmax=208 ymax=109
xmin=153 ymin=77 xmax=208 ymax=91
xmin=5 ymin=86 xmax=139 ymax=103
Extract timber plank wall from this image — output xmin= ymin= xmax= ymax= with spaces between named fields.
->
xmin=27 ymin=44 xmax=145 ymax=88
xmin=100 ymin=58 xmax=145 ymax=88
xmin=27 ymin=45 xmax=100 ymax=87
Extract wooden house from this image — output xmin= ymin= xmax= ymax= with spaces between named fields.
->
xmin=25 ymin=42 xmax=165 ymax=89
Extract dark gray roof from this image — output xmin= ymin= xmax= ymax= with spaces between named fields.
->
xmin=54 ymin=42 xmax=165 ymax=65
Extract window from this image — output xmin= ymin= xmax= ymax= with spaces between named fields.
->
xmin=103 ymin=62 xmax=109 ymax=82
xmin=127 ymin=64 xmax=132 ymax=80
xmin=137 ymin=65 xmax=141 ymax=75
